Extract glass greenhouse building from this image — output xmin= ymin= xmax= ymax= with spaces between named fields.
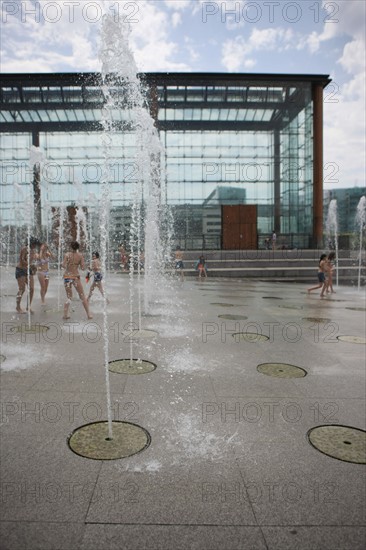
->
xmin=0 ymin=72 xmax=331 ymax=250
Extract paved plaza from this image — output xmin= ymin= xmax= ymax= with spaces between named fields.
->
xmin=0 ymin=266 xmax=365 ymax=550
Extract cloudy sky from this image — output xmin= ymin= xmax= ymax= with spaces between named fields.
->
xmin=1 ymin=0 xmax=365 ymax=190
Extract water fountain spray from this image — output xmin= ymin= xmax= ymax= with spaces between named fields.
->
xmin=356 ymin=196 xmax=366 ymax=291
xmin=326 ymin=199 xmax=339 ymax=287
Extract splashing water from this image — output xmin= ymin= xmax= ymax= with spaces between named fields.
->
xmin=75 ymin=207 xmax=88 ymax=248
xmin=356 ymin=196 xmax=366 ymax=291
xmin=326 ymin=199 xmax=339 ymax=287
xmin=57 ymin=205 xmax=66 ymax=309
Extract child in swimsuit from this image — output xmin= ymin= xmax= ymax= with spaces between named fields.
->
xmin=87 ymin=251 xmax=108 ymax=302
xmin=307 ymin=254 xmax=328 ymax=297
xmin=37 ymin=243 xmax=54 ymax=305
xmin=62 ymin=241 xmax=92 ymax=320
xmin=15 ymin=237 xmax=40 ymax=313
xmin=195 ymin=255 xmax=207 ymax=278
xmin=325 ymin=251 xmax=336 ymax=294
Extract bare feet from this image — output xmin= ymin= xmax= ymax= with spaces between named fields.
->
xmin=63 ymin=316 xmax=71 ymax=320
xmin=16 ymin=308 xmax=26 ymax=314
xmin=87 ymin=315 xmax=93 ymax=320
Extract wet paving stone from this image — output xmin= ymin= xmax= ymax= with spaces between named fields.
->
xmin=337 ymin=335 xmax=366 ymax=344
xmin=9 ymin=324 xmax=50 ymax=334
xmin=232 ymin=332 xmax=269 ymax=343
xmin=218 ymin=314 xmax=248 ymax=320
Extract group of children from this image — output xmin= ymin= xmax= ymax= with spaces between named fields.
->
xmin=15 ymin=240 xmax=337 ymax=317
xmin=15 ymin=239 xmax=106 ymax=319
xmin=174 ymin=247 xmax=208 ymax=280
xmin=308 ymin=251 xmax=336 ymax=298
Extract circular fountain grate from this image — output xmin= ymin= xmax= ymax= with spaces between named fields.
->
xmin=308 ymin=425 xmax=366 ymax=464
xmin=121 ymin=329 xmax=158 ymax=339
xmin=109 ymin=359 xmax=157 ymax=375
xmin=218 ymin=314 xmax=248 ymax=320
xmin=257 ymin=362 xmax=307 ymax=378
xmin=232 ymin=332 xmax=269 ymax=343
xmin=68 ymin=421 xmax=151 ymax=460
xmin=10 ymin=324 xmax=50 ymax=334
xmin=337 ymin=335 xmax=366 ymax=344
xmin=302 ymin=317 xmax=331 ymax=323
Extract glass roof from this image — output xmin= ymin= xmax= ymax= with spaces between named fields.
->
xmin=0 ymin=74 xmax=322 ymax=132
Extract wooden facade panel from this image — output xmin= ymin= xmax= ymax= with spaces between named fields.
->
xmin=222 ymin=205 xmax=257 ymax=249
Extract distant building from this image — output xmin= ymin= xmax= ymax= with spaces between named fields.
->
xmin=1 ymin=72 xmax=331 ymax=249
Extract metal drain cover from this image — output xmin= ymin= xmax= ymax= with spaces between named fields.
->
xmin=109 ymin=359 xmax=157 ymax=375
xmin=218 ymin=314 xmax=248 ymax=320
xmin=232 ymin=332 xmax=269 ymax=342
xmin=337 ymin=335 xmax=366 ymax=344
xmin=68 ymin=421 xmax=151 ymax=460
xmin=10 ymin=324 xmax=50 ymax=334
xmin=302 ymin=317 xmax=331 ymax=323
xmin=308 ymin=425 xmax=366 ymax=464
xmin=257 ymin=362 xmax=307 ymax=378
xmin=121 ymin=329 xmax=158 ymax=339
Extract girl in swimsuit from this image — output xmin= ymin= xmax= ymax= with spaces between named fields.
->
xmin=87 ymin=251 xmax=108 ymax=302
xmin=15 ymin=237 xmax=40 ymax=314
xmin=62 ymin=241 xmax=92 ymax=320
xmin=37 ymin=243 xmax=54 ymax=305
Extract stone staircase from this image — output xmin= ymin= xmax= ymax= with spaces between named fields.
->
xmin=177 ymin=249 xmax=366 ymax=285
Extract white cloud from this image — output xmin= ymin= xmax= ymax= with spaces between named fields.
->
xmin=221 ymin=27 xmax=296 ymax=71
xmin=221 ymin=37 xmax=255 ymax=70
xmin=164 ymin=0 xmax=192 ymax=10
xmin=338 ymin=39 xmax=365 ymax=76
xmin=309 ymin=1 xmax=366 ymax=188
xmin=0 ymin=0 xmax=192 ymax=72
xmin=184 ymin=36 xmax=200 ymax=62
xmin=172 ymin=12 xmax=182 ymax=27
